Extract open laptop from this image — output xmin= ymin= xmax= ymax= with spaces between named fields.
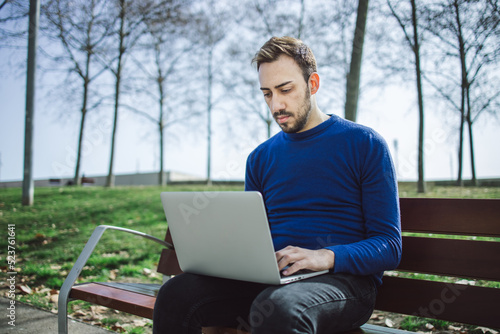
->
xmin=160 ymin=191 xmax=329 ymax=285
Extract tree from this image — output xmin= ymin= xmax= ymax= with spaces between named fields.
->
xmin=124 ymin=3 xmax=197 ymax=186
xmin=424 ymin=0 xmax=500 ymax=186
xmin=387 ymin=0 xmax=426 ymax=193
xmin=106 ymin=0 xmax=134 ymax=187
xmin=43 ymin=0 xmax=113 ymax=186
xmin=345 ymin=0 xmax=369 ymax=123
xmin=0 ymin=0 xmax=29 ymax=49
xmin=104 ymin=0 xmax=178 ymax=187
xmin=223 ymin=0 xmax=283 ymax=141
xmin=22 ymin=0 xmax=39 ymax=206
xmin=191 ymin=0 xmax=233 ymax=185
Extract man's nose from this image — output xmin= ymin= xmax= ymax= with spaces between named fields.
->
xmin=270 ymin=96 xmax=285 ymax=113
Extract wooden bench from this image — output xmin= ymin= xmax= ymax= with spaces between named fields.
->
xmin=58 ymin=198 xmax=500 ymax=334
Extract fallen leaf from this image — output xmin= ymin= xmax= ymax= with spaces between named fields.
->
xmin=385 ymin=318 xmax=395 ymax=328
xmin=133 ymin=319 xmax=149 ymax=327
xmin=110 ymin=324 xmax=126 ymax=333
xmin=109 ymin=269 xmax=117 ymax=280
xmin=71 ymin=310 xmax=87 ymax=317
xmin=50 ymin=294 xmax=59 ymax=303
xmin=448 ymin=325 xmax=462 ymax=331
xmin=18 ymin=285 xmax=32 ymax=295
xmin=90 ymin=305 xmax=108 ymax=319
xmin=455 ymin=279 xmax=476 ymax=286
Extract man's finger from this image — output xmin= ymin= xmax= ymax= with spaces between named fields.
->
xmin=281 ymin=260 xmax=306 ymax=276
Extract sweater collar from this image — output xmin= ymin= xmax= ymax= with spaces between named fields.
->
xmin=284 ymin=114 xmax=338 ymax=141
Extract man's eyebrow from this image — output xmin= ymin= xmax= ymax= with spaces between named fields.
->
xmin=260 ymin=80 xmax=293 ymax=91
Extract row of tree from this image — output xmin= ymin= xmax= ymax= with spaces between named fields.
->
xmin=385 ymin=0 xmax=500 ymax=190
xmin=1 ymin=0 xmax=499 ymax=194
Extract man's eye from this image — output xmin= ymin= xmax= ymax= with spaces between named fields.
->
xmin=282 ymin=89 xmax=291 ymax=93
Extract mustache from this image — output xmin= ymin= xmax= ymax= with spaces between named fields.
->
xmin=273 ymin=110 xmax=293 ymax=118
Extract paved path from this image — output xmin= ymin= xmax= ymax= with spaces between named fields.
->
xmin=0 ymin=297 xmax=113 ymax=333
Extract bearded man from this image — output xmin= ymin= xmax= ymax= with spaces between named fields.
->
xmin=153 ymin=36 xmax=402 ymax=334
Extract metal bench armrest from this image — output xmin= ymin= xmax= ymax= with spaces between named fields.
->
xmin=58 ymin=225 xmax=172 ymax=334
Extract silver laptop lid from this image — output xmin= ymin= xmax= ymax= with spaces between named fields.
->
xmin=160 ymin=191 xmax=284 ymax=284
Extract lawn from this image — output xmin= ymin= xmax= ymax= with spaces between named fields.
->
xmin=1 ymin=183 xmax=499 ymax=333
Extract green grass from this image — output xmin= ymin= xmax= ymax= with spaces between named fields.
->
xmin=101 ymin=317 xmax=120 ymax=326
xmin=0 ymin=184 xmax=243 ymax=287
xmin=398 ymin=183 xmax=500 ymax=198
xmin=0 ymin=183 xmax=499 ymax=333
xmin=125 ymin=327 xmax=148 ymax=334
xmin=400 ymin=316 xmax=450 ymax=332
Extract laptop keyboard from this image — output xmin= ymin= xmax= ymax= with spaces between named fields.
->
xmin=280 ymin=269 xmax=314 ymax=278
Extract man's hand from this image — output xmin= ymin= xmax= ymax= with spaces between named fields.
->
xmin=275 ymin=246 xmax=335 ymax=276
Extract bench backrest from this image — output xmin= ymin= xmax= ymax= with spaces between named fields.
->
xmin=157 ymin=198 xmax=500 ymax=328
xmin=377 ymin=198 xmax=500 ymax=328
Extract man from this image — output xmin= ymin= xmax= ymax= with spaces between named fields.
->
xmin=153 ymin=36 xmax=402 ymax=334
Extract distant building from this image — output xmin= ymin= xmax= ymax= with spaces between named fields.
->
xmin=0 ymin=171 xmax=206 ymax=188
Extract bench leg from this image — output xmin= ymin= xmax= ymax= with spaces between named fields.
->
xmin=57 ymin=295 xmax=69 ymax=334
xmin=58 ymin=226 xmax=110 ymax=333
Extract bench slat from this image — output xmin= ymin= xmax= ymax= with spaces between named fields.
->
xmin=400 ymin=198 xmax=500 ymax=236
xmin=97 ymin=282 xmax=161 ymax=296
xmin=70 ymin=283 xmax=156 ymax=319
xmin=399 ymin=236 xmax=500 ymax=281
xmin=376 ymin=276 xmax=500 ymax=328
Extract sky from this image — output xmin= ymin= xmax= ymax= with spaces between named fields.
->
xmin=1 ymin=49 xmax=499 ymax=184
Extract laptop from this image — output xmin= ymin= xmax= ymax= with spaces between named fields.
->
xmin=160 ymin=191 xmax=329 ymax=285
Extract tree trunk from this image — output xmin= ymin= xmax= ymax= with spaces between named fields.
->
xmin=345 ymin=0 xmax=369 ymax=122
xmin=159 ymin=121 xmax=165 ymax=186
xmin=22 ymin=0 xmax=39 ymax=206
xmin=74 ymin=106 xmax=86 ymax=186
xmin=74 ymin=59 xmax=91 ymax=186
xmin=454 ymin=0 xmax=467 ymax=187
xmin=206 ymin=46 xmax=213 ymax=186
xmin=156 ymin=43 xmax=166 ymax=186
xmin=411 ymin=0 xmax=426 ymax=193
xmin=106 ymin=0 xmax=126 ymax=188
xmin=466 ymin=86 xmax=477 ymax=186
xmin=158 ymin=83 xmax=165 ymax=186
xmin=456 ymin=106 xmax=465 ymax=186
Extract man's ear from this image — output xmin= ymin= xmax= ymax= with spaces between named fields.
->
xmin=309 ymin=73 xmax=320 ymax=95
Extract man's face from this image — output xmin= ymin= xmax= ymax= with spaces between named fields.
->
xmin=259 ymin=55 xmax=312 ymax=133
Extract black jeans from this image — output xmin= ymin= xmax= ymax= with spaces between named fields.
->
xmin=153 ymin=272 xmax=376 ymax=334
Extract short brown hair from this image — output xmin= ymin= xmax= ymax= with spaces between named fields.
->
xmin=252 ymin=36 xmax=317 ymax=83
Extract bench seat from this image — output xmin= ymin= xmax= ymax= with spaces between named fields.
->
xmin=69 ymin=283 xmax=159 ymax=319
xmin=69 ymin=283 xmax=411 ymax=334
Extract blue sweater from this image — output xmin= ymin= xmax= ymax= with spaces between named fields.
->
xmin=245 ymin=115 xmax=402 ymax=286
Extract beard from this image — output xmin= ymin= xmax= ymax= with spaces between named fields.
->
xmin=273 ymin=88 xmax=312 ymax=134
